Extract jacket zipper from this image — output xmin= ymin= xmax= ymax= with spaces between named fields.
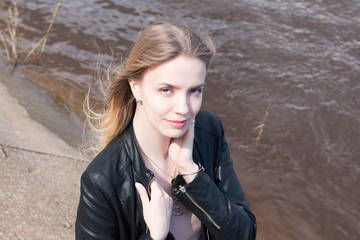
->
xmin=179 ymin=185 xmax=220 ymax=229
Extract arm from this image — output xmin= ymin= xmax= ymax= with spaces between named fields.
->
xmin=76 ymin=172 xmax=174 ymax=240
xmin=75 ymin=172 xmax=119 ymax=239
xmin=171 ymin=121 xmax=257 ymax=240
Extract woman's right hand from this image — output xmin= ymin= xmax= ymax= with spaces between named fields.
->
xmin=135 ymin=180 xmax=173 ymax=240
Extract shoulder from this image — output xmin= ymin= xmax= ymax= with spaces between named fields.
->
xmin=195 ymin=110 xmax=224 ymax=138
xmin=82 ymin=136 xmax=131 ymax=199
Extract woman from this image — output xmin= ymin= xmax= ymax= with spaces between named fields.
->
xmin=76 ymin=22 xmax=256 ymax=240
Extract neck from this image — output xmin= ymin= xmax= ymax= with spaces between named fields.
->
xmin=132 ymin=109 xmax=171 ymax=162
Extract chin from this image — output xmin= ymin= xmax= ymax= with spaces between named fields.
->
xmin=161 ymin=128 xmax=187 ymax=139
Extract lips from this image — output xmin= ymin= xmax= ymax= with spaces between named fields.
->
xmin=166 ymin=119 xmax=188 ymax=128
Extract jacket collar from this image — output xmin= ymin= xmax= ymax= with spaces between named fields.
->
xmin=122 ymin=121 xmax=154 ymax=191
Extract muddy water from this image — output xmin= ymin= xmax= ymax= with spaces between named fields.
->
xmin=1 ymin=0 xmax=359 ymax=239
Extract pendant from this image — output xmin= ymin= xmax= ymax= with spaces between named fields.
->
xmin=172 ymin=196 xmax=187 ymax=216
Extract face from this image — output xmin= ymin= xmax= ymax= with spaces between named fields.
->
xmin=129 ymin=55 xmax=207 ymax=139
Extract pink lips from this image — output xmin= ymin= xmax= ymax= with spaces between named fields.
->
xmin=166 ymin=119 xmax=188 ymax=128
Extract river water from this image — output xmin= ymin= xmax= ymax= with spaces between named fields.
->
xmin=1 ymin=0 xmax=359 ymax=239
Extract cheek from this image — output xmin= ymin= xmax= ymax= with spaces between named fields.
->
xmin=190 ymin=96 xmax=203 ymax=113
xmin=146 ymin=96 xmax=171 ymax=115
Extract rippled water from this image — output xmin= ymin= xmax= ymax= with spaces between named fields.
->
xmin=1 ymin=0 xmax=359 ymax=239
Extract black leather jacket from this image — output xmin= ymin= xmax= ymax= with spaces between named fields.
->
xmin=76 ymin=110 xmax=257 ymax=240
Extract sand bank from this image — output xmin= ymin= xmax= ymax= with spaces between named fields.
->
xmin=0 ymin=66 xmax=89 ymax=239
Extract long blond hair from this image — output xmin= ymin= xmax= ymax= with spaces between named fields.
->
xmin=86 ymin=22 xmax=216 ymax=152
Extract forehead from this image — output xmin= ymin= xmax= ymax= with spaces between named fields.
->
xmin=143 ymin=56 xmax=207 ymax=86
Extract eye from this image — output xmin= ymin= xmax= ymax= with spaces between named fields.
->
xmin=189 ymin=88 xmax=203 ymax=95
xmin=160 ymin=88 xmax=173 ymax=95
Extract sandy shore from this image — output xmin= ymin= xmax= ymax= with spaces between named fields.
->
xmin=0 ymin=66 xmax=90 ymax=239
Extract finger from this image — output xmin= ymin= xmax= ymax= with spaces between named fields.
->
xmin=135 ymin=182 xmax=149 ymax=207
xmin=188 ymin=118 xmax=195 ymax=138
xmin=183 ymin=120 xmax=195 ymax=148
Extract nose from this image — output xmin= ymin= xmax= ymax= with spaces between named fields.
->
xmin=174 ymin=93 xmax=190 ymax=115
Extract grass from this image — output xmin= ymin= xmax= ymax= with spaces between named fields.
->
xmin=0 ymin=0 xmax=19 ymax=65
xmin=22 ymin=0 xmax=63 ymax=64
xmin=0 ymin=0 xmax=63 ymax=66
xmin=253 ymin=103 xmax=271 ymax=163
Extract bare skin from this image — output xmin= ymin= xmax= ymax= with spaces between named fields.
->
xmin=168 ymin=120 xmax=199 ymax=183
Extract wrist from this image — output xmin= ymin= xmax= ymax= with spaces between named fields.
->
xmin=177 ymin=163 xmax=203 ymax=183
xmin=177 ymin=162 xmax=198 ymax=175
xmin=150 ymin=232 xmax=166 ymax=240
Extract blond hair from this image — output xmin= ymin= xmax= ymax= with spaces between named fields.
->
xmin=86 ymin=22 xmax=216 ymax=152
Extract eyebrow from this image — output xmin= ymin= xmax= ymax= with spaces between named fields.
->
xmin=194 ymin=83 xmax=206 ymax=88
xmin=157 ymin=83 xmax=205 ymax=89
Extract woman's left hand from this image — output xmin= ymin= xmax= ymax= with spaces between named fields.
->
xmin=168 ymin=120 xmax=199 ymax=183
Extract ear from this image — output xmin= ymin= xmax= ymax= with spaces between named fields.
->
xmin=128 ymin=79 xmax=142 ymax=100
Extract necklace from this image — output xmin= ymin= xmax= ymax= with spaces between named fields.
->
xmin=141 ymin=150 xmax=176 ymax=180
xmin=139 ymin=148 xmax=187 ymax=216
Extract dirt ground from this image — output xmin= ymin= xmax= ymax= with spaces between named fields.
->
xmin=0 ymin=69 xmax=89 ymax=239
